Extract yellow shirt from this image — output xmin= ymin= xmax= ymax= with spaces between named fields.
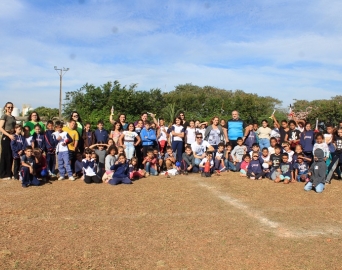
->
xmin=62 ymin=126 xmax=79 ymax=151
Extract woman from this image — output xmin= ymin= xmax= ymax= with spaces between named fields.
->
xmin=69 ymin=111 xmax=84 ymax=152
xmin=24 ymin=111 xmax=46 ymax=135
xmin=0 ymin=102 xmax=16 ymax=179
xmin=110 ymin=109 xmax=128 ymax=130
xmin=171 ymin=117 xmax=185 ymax=162
xmin=204 ymin=116 xmax=228 ymax=152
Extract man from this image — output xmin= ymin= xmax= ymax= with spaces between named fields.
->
xmin=227 ymin=110 xmax=248 ymax=148
xmin=191 ymin=133 xmax=214 ymax=171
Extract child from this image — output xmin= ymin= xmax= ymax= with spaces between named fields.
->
xmin=304 ymin=149 xmax=327 ymax=193
xmin=107 ymin=153 xmax=132 ymax=185
xmin=129 ymin=157 xmax=146 ymax=180
xmin=164 ymin=146 xmax=176 ymax=170
xmin=282 ymin=142 xmax=294 ymax=163
xmin=327 ymin=128 xmax=342 ymax=180
xmin=142 ymin=149 xmax=159 ymax=176
xmin=119 ymin=123 xmax=141 ymax=160
xmin=140 ymin=121 xmax=157 ymax=158
xmin=249 ymin=143 xmax=261 ymax=158
xmin=181 ymin=146 xmax=196 ymax=173
xmin=285 ymin=120 xmax=301 ymax=150
xmin=269 ymin=144 xmax=282 ymax=182
xmin=63 ymin=120 xmax=79 ymax=174
xmin=185 ymin=120 xmax=197 ymax=146
xmin=292 ymin=144 xmax=311 ymax=165
xmin=257 ymin=119 xmax=272 ymax=149
xmin=75 ymin=152 xmax=84 ymax=178
xmin=110 ymin=122 xmax=123 ymax=146
xmin=244 ymin=123 xmax=257 ymax=152
xmin=116 ymin=146 xmax=125 ymax=159
xmin=239 ymin=154 xmax=250 ymax=177
xmin=268 ymin=137 xmax=278 ymax=155
xmin=11 ymin=124 xmax=25 ymax=180
xmin=23 ymin=126 xmax=33 ymax=150
xmin=82 ymin=122 xmax=95 ymax=149
xmin=102 ymin=145 xmax=117 ymax=182
xmin=32 ymin=124 xmax=46 ymax=153
xmin=300 ymin=122 xmax=315 ymax=160
xmin=33 ymin=148 xmax=50 ymax=184
xmin=278 ymin=153 xmax=294 ymax=184
xmin=293 ymin=154 xmax=309 ymax=182
xmin=52 ymin=121 xmax=75 ymax=181
xmin=82 ymin=148 xmax=102 ymax=184
xmin=197 ymin=123 xmax=206 ymax=138
xmin=313 ymin=133 xmax=330 ymax=160
xmin=231 ymin=137 xmax=247 ymax=171
xmin=260 ymin=147 xmax=270 ymax=177
xmin=247 ymin=151 xmax=265 ymax=180
xmin=199 ymin=151 xmax=214 ymax=177
xmin=94 ymin=120 xmax=109 ymax=143
xmin=224 ymin=143 xmax=236 ymax=172
xmin=89 ymin=142 xmax=107 ymax=177
xmin=214 ymin=142 xmax=226 ymax=172
xmin=157 ymin=118 xmax=168 ymax=156
xmin=44 ymin=120 xmax=57 ymax=177
xmin=20 ymin=146 xmax=40 ymax=188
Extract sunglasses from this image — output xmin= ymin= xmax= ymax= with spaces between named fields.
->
xmin=7 ymin=106 xmax=13 ymax=109
xmin=73 ymin=115 xmax=79 ymax=117
xmin=196 ymin=137 xmax=202 ymax=139
xmin=253 ymin=155 xmax=259 ymax=157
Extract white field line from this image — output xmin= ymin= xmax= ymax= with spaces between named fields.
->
xmin=195 ymin=181 xmax=341 ymax=238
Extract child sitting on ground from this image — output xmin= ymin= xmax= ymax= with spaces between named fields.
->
xmin=20 ymin=146 xmax=40 ymax=188
xmin=142 ymin=149 xmax=159 ymax=176
xmin=82 ymin=148 xmax=102 ymax=184
xmin=107 ymin=153 xmax=132 ymax=185
xmin=102 ymin=145 xmax=117 ymax=182
xmin=181 ymin=146 xmax=195 ymax=174
xmin=214 ymin=142 xmax=226 ymax=173
xmin=164 ymin=146 xmax=176 ymax=170
xmin=268 ymin=144 xmax=282 ymax=182
xmin=277 ymin=153 xmax=294 ymax=184
xmin=239 ymin=154 xmax=251 ymax=177
xmin=129 ymin=157 xmax=146 ymax=180
xmin=294 ymin=154 xmax=309 ymax=182
xmin=304 ymin=148 xmax=327 ymax=193
xmin=224 ymin=143 xmax=236 ymax=172
xmin=199 ymin=151 xmax=214 ymax=177
xmin=247 ymin=151 xmax=264 ymax=180
xmin=231 ymin=137 xmax=247 ymax=171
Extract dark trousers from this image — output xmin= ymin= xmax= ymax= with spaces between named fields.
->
xmin=143 ymin=145 xmax=155 ymax=157
xmin=135 ymin=145 xmax=143 ymax=169
xmin=13 ymin=158 xmax=21 ymax=180
xmin=20 ymin=167 xmax=40 ymax=187
xmin=171 ymin=141 xmax=183 ymax=162
xmin=108 ymin=177 xmax=132 ymax=185
xmin=84 ymin=175 xmax=102 ymax=184
xmin=0 ymin=135 xmax=13 ymax=178
xmin=46 ymin=153 xmax=56 ymax=174
xmin=69 ymin=150 xmax=76 ymax=173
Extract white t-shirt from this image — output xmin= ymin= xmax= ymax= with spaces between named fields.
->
xmin=196 ymin=128 xmax=206 ymax=138
xmin=171 ymin=125 xmax=184 ymax=142
xmin=191 ymin=140 xmax=210 ymax=156
xmin=123 ymin=131 xmax=138 ymax=142
xmin=257 ymin=127 xmax=272 ymax=139
xmin=185 ymin=127 xmax=197 ymax=144
xmin=25 ymin=136 xmax=33 ymax=147
xmin=199 ymin=157 xmax=214 ymax=167
xmin=158 ymin=126 xmax=168 ymax=142
xmin=52 ymin=131 xmax=70 ymax=153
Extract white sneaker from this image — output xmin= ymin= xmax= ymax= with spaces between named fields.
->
xmin=69 ymin=176 xmax=75 ymax=181
xmin=58 ymin=177 xmax=65 ymax=181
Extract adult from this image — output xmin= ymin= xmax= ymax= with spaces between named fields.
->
xmin=24 ymin=111 xmax=46 ymax=136
xmin=110 ymin=108 xmax=128 ymax=130
xmin=135 ymin=112 xmax=158 ymax=127
xmin=191 ymin=133 xmax=214 ymax=172
xmin=204 ymin=116 xmax=228 ymax=152
xmin=0 ymin=102 xmax=16 ymax=179
xmin=179 ymin=112 xmax=189 ymax=129
xmin=226 ymin=111 xmax=247 ymax=148
xmin=69 ymin=111 xmax=84 ymax=152
xmin=170 ymin=117 xmax=185 ymax=162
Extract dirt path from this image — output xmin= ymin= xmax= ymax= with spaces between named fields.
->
xmin=1 ymin=173 xmax=342 ymax=269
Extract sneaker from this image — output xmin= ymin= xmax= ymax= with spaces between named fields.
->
xmin=184 ymin=171 xmax=188 ymax=175
xmin=58 ymin=177 xmax=65 ymax=181
xmin=250 ymin=177 xmax=255 ymax=180
xmin=145 ymin=173 xmax=150 ymax=177
xmin=69 ymin=176 xmax=75 ymax=181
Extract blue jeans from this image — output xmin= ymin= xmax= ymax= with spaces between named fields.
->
xmin=172 ymin=141 xmax=183 ymax=162
xmin=124 ymin=142 xmax=135 ymax=160
xmin=57 ymin=151 xmax=72 ymax=177
xmin=20 ymin=167 xmax=40 ymax=187
xmin=259 ymin=138 xmax=270 ymax=150
xmin=145 ymin=162 xmax=158 ymax=176
xmin=224 ymin=160 xmax=236 ymax=171
xmin=304 ymin=182 xmax=325 ymax=193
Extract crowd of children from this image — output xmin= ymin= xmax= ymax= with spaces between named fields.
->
xmin=1 ymin=102 xmax=342 ymax=193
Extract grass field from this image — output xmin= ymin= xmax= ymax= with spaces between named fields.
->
xmin=1 ymin=173 xmax=342 ymax=270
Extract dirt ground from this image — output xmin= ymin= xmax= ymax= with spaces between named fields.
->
xmin=1 ymin=172 xmax=342 ymax=270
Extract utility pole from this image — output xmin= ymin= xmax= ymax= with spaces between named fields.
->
xmin=54 ymin=66 xmax=69 ymax=120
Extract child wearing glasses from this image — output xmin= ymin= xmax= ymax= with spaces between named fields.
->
xmin=247 ymin=151 xmax=265 ymax=180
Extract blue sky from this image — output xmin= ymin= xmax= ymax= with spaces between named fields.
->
xmin=1 ymin=0 xmax=342 ymax=111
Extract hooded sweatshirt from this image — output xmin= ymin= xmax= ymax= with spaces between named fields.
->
xmin=309 ymin=148 xmax=327 ymax=186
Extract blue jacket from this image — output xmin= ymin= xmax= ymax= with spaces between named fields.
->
xmin=300 ymin=130 xmax=315 ymax=152
xmin=44 ymin=130 xmax=56 ymax=154
xmin=32 ymin=133 xmax=46 ymax=152
xmin=11 ymin=134 xmax=25 ymax=159
xmin=140 ymin=128 xmax=157 ymax=146
xmin=94 ymin=129 xmax=109 ymax=143
xmin=247 ymin=160 xmax=263 ymax=174
xmin=110 ymin=162 xmax=129 ymax=178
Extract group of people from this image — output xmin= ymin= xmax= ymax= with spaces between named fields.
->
xmin=1 ymin=101 xmax=341 ymax=192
